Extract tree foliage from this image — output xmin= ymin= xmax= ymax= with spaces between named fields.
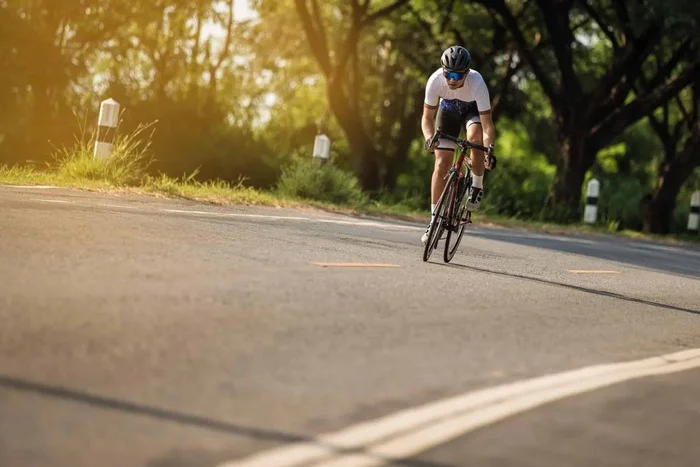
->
xmin=1 ymin=0 xmax=699 ymax=234
xmin=469 ymin=0 xmax=700 ymax=219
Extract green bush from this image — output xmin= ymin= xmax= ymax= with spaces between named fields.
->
xmin=672 ymin=196 xmax=691 ymax=234
xmin=672 ymin=173 xmax=700 ymax=233
xmin=477 ymin=117 xmax=555 ymax=219
xmin=594 ymin=176 xmax=645 ymax=231
xmin=581 ymin=168 xmax=700 ymax=234
xmin=276 ymin=157 xmax=368 ymax=206
xmin=393 ymin=139 xmax=436 ymax=212
xmin=483 ymin=155 xmax=554 ymax=219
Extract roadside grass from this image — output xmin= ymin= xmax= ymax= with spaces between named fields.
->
xmin=2 ymin=163 xmax=697 ymax=246
xmin=0 ymin=123 xmax=697 ymax=246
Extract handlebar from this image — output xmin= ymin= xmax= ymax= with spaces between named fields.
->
xmin=428 ymin=131 xmax=490 ymax=153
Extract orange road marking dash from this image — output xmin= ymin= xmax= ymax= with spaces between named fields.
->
xmin=311 ymin=262 xmax=401 ymax=268
xmin=568 ymin=270 xmax=621 ymax=274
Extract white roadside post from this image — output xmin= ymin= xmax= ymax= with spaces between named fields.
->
xmin=313 ymin=133 xmax=330 ymax=164
xmin=688 ymin=190 xmax=700 ymax=234
xmin=94 ymin=98 xmax=120 ymax=160
xmin=583 ymin=178 xmax=600 ymax=224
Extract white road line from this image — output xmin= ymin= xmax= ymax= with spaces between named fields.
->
xmin=97 ymin=203 xmax=138 ymax=209
xmin=32 ymin=198 xmax=71 ymax=204
xmin=17 ymin=200 xmax=422 ymax=231
xmin=217 ymin=348 xmax=700 ymax=467
xmin=163 ymin=209 xmax=316 ymax=221
xmin=3 ymin=185 xmax=58 ymax=189
xmin=315 ymin=219 xmax=421 ymax=230
xmin=313 ymin=353 xmax=700 ymax=467
xmin=162 ymin=209 xmax=422 ymax=231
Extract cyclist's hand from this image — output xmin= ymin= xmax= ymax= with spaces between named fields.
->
xmin=485 ymin=144 xmax=497 ymax=171
xmin=424 ymin=134 xmax=439 ymax=153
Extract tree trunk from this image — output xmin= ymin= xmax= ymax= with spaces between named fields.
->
xmin=382 ymin=134 xmax=411 ymax=193
xmin=546 ymin=128 xmax=591 ymax=221
xmin=642 ymin=125 xmax=700 ymax=233
xmin=382 ymin=88 xmax=423 ymax=192
xmin=327 ymin=82 xmax=382 ymax=194
xmin=351 ymin=137 xmax=382 ymax=194
xmin=643 ymin=163 xmax=683 ymax=234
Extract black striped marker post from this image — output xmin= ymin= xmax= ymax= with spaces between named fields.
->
xmin=688 ymin=191 xmax=700 ymax=234
xmin=93 ymin=98 xmax=120 ymax=160
xmin=583 ymin=178 xmax=600 ymax=224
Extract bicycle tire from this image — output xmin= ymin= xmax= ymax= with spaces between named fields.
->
xmin=444 ymin=175 xmax=471 ymax=263
xmin=422 ymin=172 xmax=457 ymax=262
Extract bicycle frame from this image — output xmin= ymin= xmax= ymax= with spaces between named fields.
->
xmin=434 ymin=131 xmax=489 ymax=229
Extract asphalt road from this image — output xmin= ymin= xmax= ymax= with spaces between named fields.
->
xmin=0 ymin=185 xmax=698 ymax=467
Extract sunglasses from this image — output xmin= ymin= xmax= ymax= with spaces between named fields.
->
xmin=443 ymin=70 xmax=468 ymax=81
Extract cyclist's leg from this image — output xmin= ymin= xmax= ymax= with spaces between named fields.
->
xmin=422 ymin=147 xmax=453 ymax=244
xmin=465 ymin=115 xmax=486 ymax=210
xmin=432 ymin=106 xmax=464 ymax=207
xmin=431 ymin=148 xmax=454 ymax=207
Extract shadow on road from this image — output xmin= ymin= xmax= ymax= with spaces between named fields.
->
xmin=466 ymin=229 xmax=700 ymax=279
xmin=444 ymin=262 xmax=700 ymax=317
xmin=0 ymin=374 xmax=451 ymax=467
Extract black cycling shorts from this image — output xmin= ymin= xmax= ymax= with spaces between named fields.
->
xmin=435 ymin=102 xmax=481 ymax=151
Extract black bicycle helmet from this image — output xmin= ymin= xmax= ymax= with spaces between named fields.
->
xmin=441 ymin=46 xmax=471 ymax=71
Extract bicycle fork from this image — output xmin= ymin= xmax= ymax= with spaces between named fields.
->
xmin=454 ymin=174 xmax=472 ymax=229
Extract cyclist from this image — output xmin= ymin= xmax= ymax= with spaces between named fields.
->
xmin=421 ymin=45 xmax=496 ymax=244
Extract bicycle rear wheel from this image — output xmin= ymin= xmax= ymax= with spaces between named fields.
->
xmin=422 ymin=172 xmax=457 ymax=262
xmin=444 ymin=175 xmax=471 ymax=263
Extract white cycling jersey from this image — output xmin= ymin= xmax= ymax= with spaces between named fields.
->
xmin=424 ymin=68 xmax=491 ymax=116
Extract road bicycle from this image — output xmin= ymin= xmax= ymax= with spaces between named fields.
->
xmin=422 ymin=131 xmax=492 ymax=263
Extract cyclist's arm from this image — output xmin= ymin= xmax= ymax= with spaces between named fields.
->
xmin=475 ymin=76 xmax=495 ymax=150
xmin=479 ymin=110 xmax=495 ymax=149
xmin=422 ymin=72 xmax=440 ymax=142
xmin=421 ymin=104 xmax=437 ymax=141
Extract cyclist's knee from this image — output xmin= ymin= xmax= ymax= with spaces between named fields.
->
xmin=434 ymin=161 xmax=451 ymax=176
xmin=434 ymin=152 xmax=452 ymax=174
xmin=467 ymin=124 xmax=483 ymax=147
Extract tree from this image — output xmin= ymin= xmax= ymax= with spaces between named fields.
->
xmin=641 ymin=81 xmax=700 ymax=233
xmin=0 ymin=0 xmax=110 ymax=163
xmin=0 ymin=0 xmax=273 ymax=184
xmin=98 ymin=0 xmax=274 ymax=183
xmin=289 ymin=0 xmax=413 ymax=193
xmin=472 ymin=0 xmax=700 ymax=219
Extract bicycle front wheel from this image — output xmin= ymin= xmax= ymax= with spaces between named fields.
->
xmin=422 ymin=172 xmax=457 ymax=262
xmin=444 ymin=176 xmax=470 ymax=263
xmin=444 ymin=204 xmax=468 ymax=262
